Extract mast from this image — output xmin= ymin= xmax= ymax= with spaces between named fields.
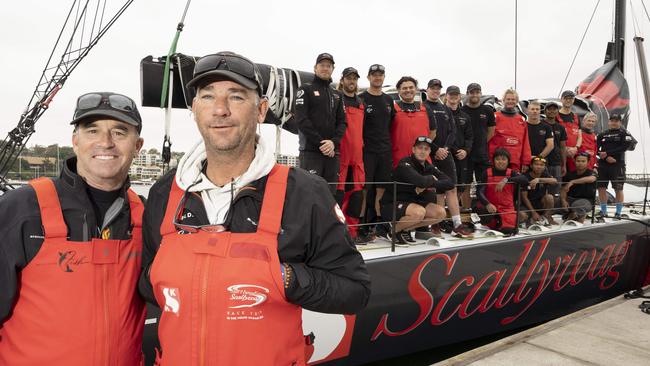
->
xmin=605 ymin=0 xmax=626 ymax=74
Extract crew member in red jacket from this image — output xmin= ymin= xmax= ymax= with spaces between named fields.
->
xmin=337 ymin=67 xmax=366 ymax=240
xmin=0 ymin=92 xmax=146 ymax=365
xmin=579 ymin=112 xmax=597 ymax=169
xmin=557 ymin=90 xmax=582 ymax=172
xmin=488 ymin=88 xmax=531 ymax=172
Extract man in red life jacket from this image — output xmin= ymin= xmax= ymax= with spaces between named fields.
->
xmin=579 ymin=112 xmax=598 ymax=170
xmin=474 ymin=148 xmax=529 ymax=236
xmin=337 ymin=67 xmax=366 ymax=242
xmin=390 ymin=76 xmax=433 ymax=167
xmin=557 ymin=90 xmax=582 ymax=172
xmin=489 ymin=88 xmax=531 ymax=172
xmin=138 ymin=51 xmax=370 ymax=366
xmin=0 ymin=92 xmax=146 ymax=365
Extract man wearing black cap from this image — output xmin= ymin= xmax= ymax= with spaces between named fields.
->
xmin=337 ymin=67 xmax=367 ymax=242
xmin=543 ymin=101 xmax=567 ymax=195
xmin=596 ymin=114 xmax=635 ymax=219
xmin=380 ymin=136 xmax=453 ymax=245
xmin=358 ymin=64 xmax=395 ymax=240
xmin=461 ymin=82 xmax=496 ymax=206
xmin=0 ymin=92 xmax=147 ymax=364
xmin=557 ymin=90 xmax=582 ymax=172
xmin=139 ymin=51 xmax=369 ymax=365
xmin=424 ymin=79 xmax=473 ymax=238
xmin=445 ymin=85 xmax=473 ymax=210
xmin=294 ymin=52 xmax=347 ymax=196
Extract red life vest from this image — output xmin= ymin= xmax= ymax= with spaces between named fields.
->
xmin=557 ymin=112 xmax=581 ymax=171
xmin=339 ymin=102 xmax=365 ymax=191
xmin=390 ymin=101 xmax=431 ymax=168
xmin=150 ymin=164 xmax=307 ymax=366
xmin=579 ymin=130 xmax=597 ymax=169
xmin=489 ymin=111 xmax=531 ymax=171
xmin=0 ymin=178 xmax=145 ymax=366
xmin=485 ymin=168 xmax=517 ymax=229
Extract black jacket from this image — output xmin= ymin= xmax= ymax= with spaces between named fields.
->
xmin=0 ymin=157 xmax=138 ymax=325
xmin=450 ymin=106 xmax=473 ymax=156
xmin=381 ymin=155 xmax=455 ymax=204
xmin=424 ymin=99 xmax=456 ymax=150
xmin=596 ymin=128 xmax=634 ymax=164
xmin=138 ymin=166 xmax=370 ymax=314
xmin=295 ymin=76 xmax=347 ymax=152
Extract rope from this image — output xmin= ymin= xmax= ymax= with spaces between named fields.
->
xmin=642 ymin=0 xmax=650 ymax=24
xmin=514 ymin=0 xmax=518 ymax=90
xmin=159 ymin=0 xmax=193 ymax=169
xmin=558 ymin=0 xmax=601 ymax=96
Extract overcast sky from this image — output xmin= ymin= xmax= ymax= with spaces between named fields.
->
xmin=1 ymin=0 xmax=650 ymax=173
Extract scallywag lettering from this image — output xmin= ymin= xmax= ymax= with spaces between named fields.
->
xmin=371 ymin=238 xmax=631 ymax=340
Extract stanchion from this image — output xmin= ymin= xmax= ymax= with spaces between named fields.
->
xmin=515 ymin=183 xmax=521 ymax=234
xmin=643 ymin=180 xmax=648 ymax=216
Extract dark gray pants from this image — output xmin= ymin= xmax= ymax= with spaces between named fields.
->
xmin=299 ymin=150 xmax=339 ymax=196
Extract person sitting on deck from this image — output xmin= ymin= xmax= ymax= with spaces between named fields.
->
xmin=474 ymin=148 xmax=529 ymax=236
xmin=520 ymin=156 xmax=558 ymax=226
xmin=561 ymin=152 xmax=597 ymax=223
xmin=380 ymin=136 xmax=454 ymax=245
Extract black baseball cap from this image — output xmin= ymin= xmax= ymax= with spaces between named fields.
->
xmin=186 ymin=51 xmax=263 ymax=96
xmin=544 ymin=101 xmax=559 ymax=109
xmin=413 ymin=136 xmax=433 ymax=147
xmin=446 ymin=85 xmax=461 ymax=95
xmin=368 ymin=64 xmax=385 ymax=75
xmin=70 ymin=92 xmax=142 ymax=133
xmin=342 ymin=67 xmax=360 ymax=78
xmin=466 ymin=83 xmax=482 ymax=93
xmin=609 ymin=114 xmax=622 ymax=121
xmin=316 ymin=52 xmax=335 ymax=64
xmin=561 ymin=90 xmax=576 ymax=98
xmin=427 ymin=79 xmax=442 ymax=88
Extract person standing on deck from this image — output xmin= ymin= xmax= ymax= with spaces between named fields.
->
xmin=557 ymin=90 xmax=582 ymax=172
xmin=543 ymin=102 xmax=567 ymax=195
xmin=488 ymin=88 xmax=531 ymax=172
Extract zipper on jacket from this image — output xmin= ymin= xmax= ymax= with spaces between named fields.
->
xmin=103 ymin=265 xmax=110 ymax=366
xmin=199 ymin=255 xmax=211 ymax=366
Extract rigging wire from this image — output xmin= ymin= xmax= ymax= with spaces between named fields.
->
xmin=514 ymin=0 xmax=518 ymax=90
xmin=631 ymin=1 xmax=648 ymax=175
xmin=642 ymin=0 xmax=650 ymax=23
xmin=558 ymin=0 xmax=601 ymax=96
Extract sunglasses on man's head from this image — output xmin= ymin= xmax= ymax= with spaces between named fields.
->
xmin=369 ymin=64 xmax=385 ymax=72
xmin=74 ymin=93 xmax=136 ymax=119
xmin=415 ymin=136 xmax=433 ymax=145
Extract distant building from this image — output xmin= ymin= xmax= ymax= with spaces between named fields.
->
xmin=133 ymin=151 xmax=163 ymax=167
xmin=276 ymin=154 xmax=299 ymax=167
xmin=129 ymin=165 xmax=163 ymax=179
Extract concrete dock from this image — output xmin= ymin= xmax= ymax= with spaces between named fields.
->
xmin=435 ymin=288 xmax=650 ymax=366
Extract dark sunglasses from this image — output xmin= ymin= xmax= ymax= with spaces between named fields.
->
xmin=415 ymin=136 xmax=433 ymax=145
xmin=194 ymin=53 xmax=259 ymax=85
xmin=576 ymin=152 xmax=591 ymax=159
xmin=172 ymin=179 xmax=227 ymax=234
xmin=531 ymin=156 xmax=547 ymax=164
xmin=74 ymin=93 xmax=136 ymax=118
xmin=369 ymin=64 xmax=385 ymax=72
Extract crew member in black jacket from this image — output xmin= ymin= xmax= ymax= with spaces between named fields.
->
xmin=380 ymin=136 xmax=454 ymax=245
xmin=445 ymin=85 xmax=473 ymax=207
xmin=596 ymin=114 xmax=635 ymax=219
xmin=424 ymin=79 xmax=473 ymax=237
xmin=294 ymin=52 xmax=347 ymax=196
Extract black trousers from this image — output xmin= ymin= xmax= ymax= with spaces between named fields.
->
xmin=299 ymin=150 xmax=339 ymax=196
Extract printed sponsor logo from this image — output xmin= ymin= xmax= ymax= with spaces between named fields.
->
xmin=506 ymin=137 xmax=519 ymax=145
xmin=161 ymin=287 xmax=180 ymax=315
xmin=296 ymin=90 xmax=304 ymax=98
xmin=314 ymin=91 xmax=320 ymax=97
xmin=227 ymin=284 xmax=269 ymax=309
xmin=57 ymin=251 xmax=89 ymax=272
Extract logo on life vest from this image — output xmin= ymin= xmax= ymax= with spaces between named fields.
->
xmin=161 ymin=287 xmax=181 ymax=315
xmin=58 ymin=250 xmax=89 ymax=272
xmin=227 ymin=284 xmax=269 ymax=309
xmin=506 ymin=137 xmax=519 ymax=145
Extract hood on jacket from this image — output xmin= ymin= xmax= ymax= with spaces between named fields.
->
xmin=175 ymin=134 xmax=276 ymax=224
